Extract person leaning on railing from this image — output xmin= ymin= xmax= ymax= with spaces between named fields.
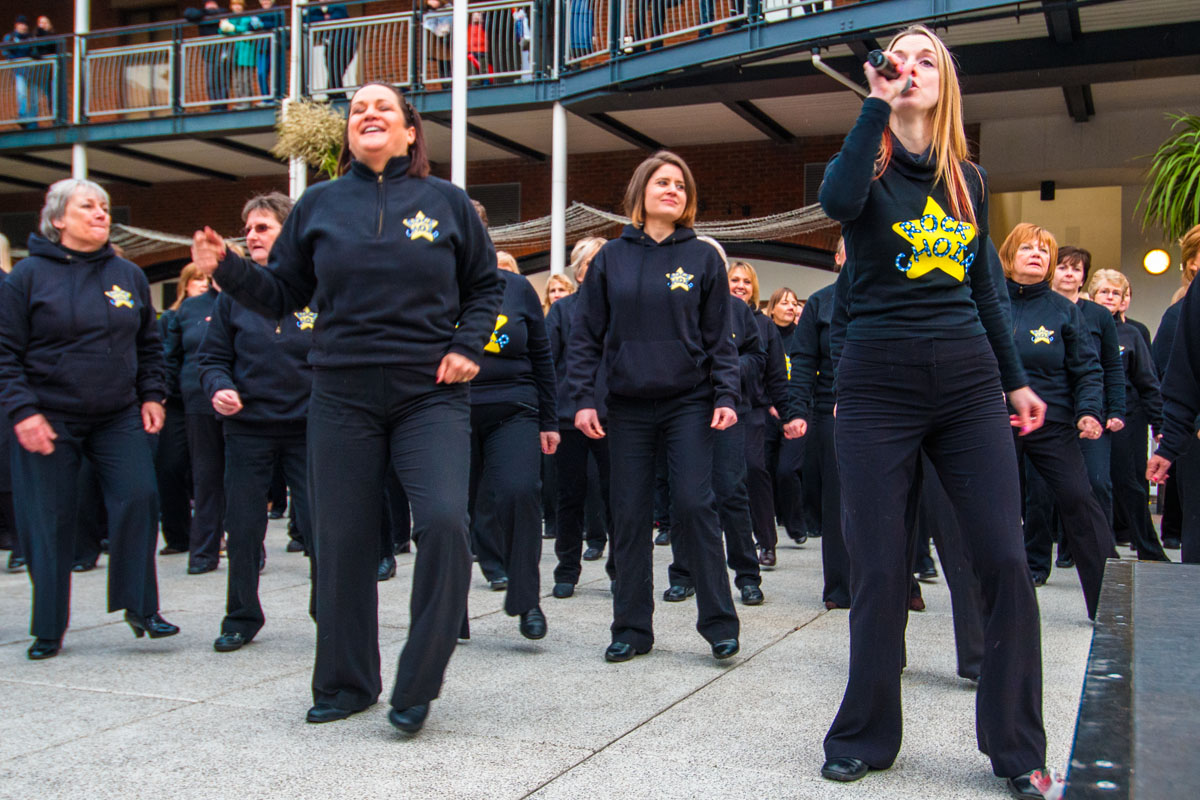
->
xmin=2 ymin=15 xmax=36 ymax=128
xmin=185 ymin=2 xmax=231 ymax=109
xmin=219 ymin=0 xmax=258 ymax=104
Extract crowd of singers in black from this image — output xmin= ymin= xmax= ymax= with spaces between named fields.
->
xmin=2 ymin=27 xmax=1200 ymax=799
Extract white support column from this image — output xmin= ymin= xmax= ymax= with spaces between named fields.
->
xmin=550 ymin=102 xmax=567 ymax=275
xmin=288 ymin=1 xmax=308 ymax=198
xmin=451 ymin=0 xmax=468 ymax=188
xmin=72 ymin=0 xmax=90 ymax=178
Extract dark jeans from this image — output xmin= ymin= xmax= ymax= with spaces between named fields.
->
xmin=185 ymin=413 xmax=225 ymax=570
xmin=12 ymin=408 xmax=161 ymax=640
xmin=1110 ymin=413 xmax=1167 ymax=561
xmin=745 ymin=407 xmax=776 ymax=551
xmin=154 ymin=399 xmax=191 ymax=551
xmin=809 ymin=412 xmax=849 ymax=607
xmin=468 ymin=402 xmax=543 ymax=617
xmin=554 ymin=427 xmax=614 ymax=585
xmin=668 ymin=421 xmax=759 ymax=589
xmin=221 ymin=428 xmax=311 ymax=639
xmin=307 ymin=367 xmax=471 ymax=712
xmin=1024 ymin=432 xmax=1110 ymax=576
xmin=607 ymin=386 xmax=739 ymax=651
xmin=825 ymin=337 xmax=1045 ymax=779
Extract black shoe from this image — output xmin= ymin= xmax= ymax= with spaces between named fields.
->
xmin=654 ymin=529 xmax=671 ymax=546
xmin=377 ymin=555 xmax=396 ymax=582
xmin=582 ymin=546 xmax=603 ymax=561
xmin=821 ymin=757 xmax=870 ymax=782
xmin=519 ymin=606 xmax=547 ymax=640
xmin=72 ymin=560 xmax=97 ymax=572
xmin=663 ymin=585 xmax=695 ymax=602
xmin=609 ymin=580 xmax=616 ymax=594
xmin=489 ymin=576 xmax=508 ymax=591
xmin=267 ymin=509 xmax=284 ymax=520
xmin=757 ymin=549 xmax=776 ymax=568
xmin=187 ymin=562 xmax=217 ymax=575
xmin=388 ymin=703 xmax=430 ymax=733
xmin=159 ymin=545 xmax=187 ymax=555
xmin=711 ymin=639 xmax=740 ymax=660
xmin=806 ymin=528 xmax=822 ymax=539
xmin=213 ymin=631 xmax=248 ymax=652
xmin=915 ymin=565 xmax=938 ymax=582
xmin=789 ymin=532 xmax=808 ymax=545
xmin=542 ymin=529 xmax=556 ymax=540
xmin=395 ymin=541 xmax=411 ymax=554
xmin=7 ymin=554 xmax=27 ymax=571
xmin=258 ymin=546 xmax=267 ymax=573
xmin=1055 ymin=554 xmax=1075 ymax=568
xmin=125 ymin=611 xmax=180 ymax=639
xmin=1005 ymin=769 xmax=1046 ymax=800
xmin=552 ymin=582 xmax=575 ymax=599
xmin=740 ymin=585 xmax=764 ymax=606
xmin=1163 ymin=537 xmax=1182 ymax=550
xmin=1031 ymin=571 xmax=1048 ymax=588
xmin=27 ymin=638 xmax=61 ymax=660
xmin=306 ymin=704 xmax=359 ymax=724
xmin=286 ymin=539 xmax=305 ymax=553
xmin=604 ymin=642 xmax=650 ymax=662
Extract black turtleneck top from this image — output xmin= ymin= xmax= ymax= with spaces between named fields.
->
xmin=820 ymin=98 xmax=1027 ymax=391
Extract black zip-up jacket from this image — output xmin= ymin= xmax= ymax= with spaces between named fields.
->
xmin=821 ymin=98 xmax=1027 ymax=391
xmin=789 ymin=283 xmax=836 ymax=420
xmin=1114 ymin=317 xmax=1163 ymax=433
xmin=196 ymin=288 xmax=315 ymax=433
xmin=158 ymin=309 xmax=183 ymax=402
xmin=0 ymin=235 xmax=165 ymax=424
xmin=164 ymin=288 xmax=219 ymax=415
xmin=472 ymin=270 xmax=557 ymax=431
xmin=1157 ymin=280 xmax=1200 ymax=462
xmin=747 ymin=308 xmax=788 ymax=413
xmin=567 ymin=224 xmax=739 ymax=410
xmin=1074 ymin=297 xmax=1126 ymax=422
xmin=1126 ymin=317 xmax=1151 ymax=350
xmin=213 ymin=156 xmax=502 ymax=376
xmin=732 ymin=299 xmax=766 ymax=416
xmin=1152 ymin=300 xmax=1182 ymax=379
xmin=1006 ymin=279 xmax=1102 ymax=426
xmin=547 ymin=292 xmax=608 ymax=425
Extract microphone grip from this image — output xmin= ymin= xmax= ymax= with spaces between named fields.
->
xmin=866 ymin=50 xmax=901 ymax=80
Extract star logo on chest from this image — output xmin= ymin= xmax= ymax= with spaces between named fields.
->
xmin=105 ymin=285 xmax=133 ymax=309
xmin=892 ymin=197 xmax=977 ymax=281
xmin=404 ymin=211 xmax=440 ymax=243
xmin=1030 ymin=326 xmax=1055 ymax=344
xmin=666 ymin=267 xmax=694 ymax=292
xmin=294 ymin=307 xmax=317 ymax=330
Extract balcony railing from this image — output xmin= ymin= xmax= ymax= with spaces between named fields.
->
xmin=2 ymin=0 xmax=846 ymax=131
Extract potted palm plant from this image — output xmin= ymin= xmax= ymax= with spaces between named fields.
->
xmin=1138 ymin=113 xmax=1200 ymax=241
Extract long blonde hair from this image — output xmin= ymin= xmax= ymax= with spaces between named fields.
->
xmin=728 ymin=261 xmax=760 ymax=307
xmin=876 ymin=25 xmax=977 ymax=225
xmin=1174 ymin=223 xmax=1200 ymax=302
xmin=170 ymin=263 xmax=209 ymax=310
xmin=543 ymin=273 xmax=576 ymax=314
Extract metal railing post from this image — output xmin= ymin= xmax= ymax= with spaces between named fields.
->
xmin=610 ymin=0 xmax=622 ymax=56
xmin=171 ymin=25 xmax=184 ymax=113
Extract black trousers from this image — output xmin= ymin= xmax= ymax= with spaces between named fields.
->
xmin=468 ymin=402 xmax=543 ymax=617
xmin=307 ymin=367 xmax=471 ymax=712
xmin=667 ymin=421 xmax=760 ymax=589
xmin=607 ymin=386 xmax=739 ymax=651
xmin=72 ymin=458 xmax=107 ymax=567
xmin=380 ymin=470 xmax=411 ymax=557
xmin=221 ymin=429 xmax=311 ymax=639
xmin=1173 ymin=443 xmax=1200 ymax=563
xmin=1016 ymin=423 xmax=1118 ymax=619
xmin=554 ymin=427 xmax=615 ymax=585
xmin=809 ymin=412 xmax=850 ymax=607
xmin=185 ymin=413 xmax=225 ymax=570
xmin=825 ymin=336 xmax=1044 ymax=779
xmin=268 ymin=458 xmax=288 ymax=514
xmin=1024 ymin=432 xmax=1110 ymax=576
xmin=12 ymin=408 xmax=161 ymax=640
xmin=763 ymin=415 xmax=805 ymax=546
xmin=1161 ymin=466 xmax=1181 ymax=542
xmin=541 ymin=451 xmax=557 ymax=539
xmin=1110 ymin=412 xmax=1167 ymax=561
xmin=584 ymin=452 xmax=609 ymax=550
xmin=154 ymin=399 xmax=191 ymax=551
xmin=745 ymin=407 xmax=777 ymax=552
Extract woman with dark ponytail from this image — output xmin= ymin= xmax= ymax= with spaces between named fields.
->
xmin=191 ymin=82 xmax=502 ymax=733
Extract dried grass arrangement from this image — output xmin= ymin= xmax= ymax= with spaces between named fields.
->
xmin=271 ymin=100 xmax=346 ymax=181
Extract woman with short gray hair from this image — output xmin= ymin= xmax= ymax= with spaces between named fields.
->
xmin=0 ymin=178 xmax=178 ymax=660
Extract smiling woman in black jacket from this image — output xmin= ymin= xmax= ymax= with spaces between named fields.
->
xmin=0 ymin=178 xmax=178 ymax=660
xmin=567 ymin=150 xmax=741 ymax=665
xmin=191 ymin=82 xmax=502 ymax=734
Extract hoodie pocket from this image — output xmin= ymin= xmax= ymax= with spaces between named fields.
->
xmin=608 ymin=340 xmax=703 ymax=399
xmin=40 ymin=351 xmax=135 ymax=412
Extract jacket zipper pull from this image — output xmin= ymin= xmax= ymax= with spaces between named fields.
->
xmin=377 ymin=174 xmax=384 ymax=237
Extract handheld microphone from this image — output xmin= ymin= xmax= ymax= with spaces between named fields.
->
xmin=867 ymin=50 xmax=913 ymax=93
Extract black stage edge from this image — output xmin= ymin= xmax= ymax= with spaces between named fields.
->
xmin=1065 ymin=560 xmax=1200 ymax=798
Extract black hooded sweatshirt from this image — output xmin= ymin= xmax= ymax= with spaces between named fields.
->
xmin=547 ymin=291 xmax=607 ymax=425
xmin=1157 ymin=280 xmax=1200 ymax=462
xmin=164 ymin=287 xmax=219 ymax=415
xmin=567 ymin=224 xmax=739 ymax=410
xmin=747 ymin=309 xmax=789 ymax=413
xmin=1114 ymin=316 xmax=1163 ymax=433
xmin=1074 ymin=297 xmax=1126 ymax=422
xmin=0 ymin=234 xmax=165 ymax=424
xmin=820 ymin=98 xmax=1027 ymax=392
xmin=789 ymin=283 xmax=836 ymax=420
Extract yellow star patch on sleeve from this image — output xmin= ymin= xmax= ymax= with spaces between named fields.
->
xmin=891 ymin=196 xmax=976 ymax=281
xmin=105 ymin=285 xmax=134 ymax=309
xmin=403 ymin=211 xmax=440 ymax=243
xmin=294 ymin=307 xmax=317 ymax=330
xmin=1029 ymin=326 xmax=1055 ymax=344
xmin=666 ymin=268 xmax=694 ymax=291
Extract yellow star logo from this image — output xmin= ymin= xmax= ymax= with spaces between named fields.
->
xmin=105 ymin=285 xmax=133 ymax=308
xmin=484 ymin=314 xmax=509 ymax=353
xmin=404 ymin=211 xmax=440 ymax=243
xmin=1030 ymin=326 xmax=1055 ymax=344
xmin=892 ymin=196 xmax=976 ymax=281
xmin=294 ymin=307 xmax=317 ymax=331
xmin=784 ymin=353 xmax=792 ymax=381
xmin=666 ymin=267 xmax=694 ymax=292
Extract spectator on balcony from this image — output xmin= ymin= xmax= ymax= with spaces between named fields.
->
xmin=28 ymin=16 xmax=57 ymax=118
xmin=251 ymin=0 xmax=283 ymax=99
xmin=423 ymin=0 xmax=452 ymax=83
xmin=220 ymin=1 xmax=257 ymax=105
xmin=467 ymin=11 xmax=490 ymax=82
xmin=185 ymin=2 xmax=231 ymax=110
xmin=307 ymin=5 xmax=357 ymax=95
xmin=2 ymin=15 xmax=35 ymax=128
